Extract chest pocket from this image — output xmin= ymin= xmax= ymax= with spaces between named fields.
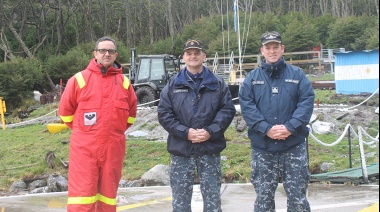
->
xmin=282 ymin=79 xmax=299 ymax=103
xmin=77 ymin=101 xmax=100 ymax=132
xmin=171 ymin=88 xmax=190 ymax=115
xmin=251 ymin=80 xmax=268 ymax=110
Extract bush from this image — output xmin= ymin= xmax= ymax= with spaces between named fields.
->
xmin=44 ymin=47 xmax=91 ymax=86
xmin=0 ymin=57 xmax=44 ymax=110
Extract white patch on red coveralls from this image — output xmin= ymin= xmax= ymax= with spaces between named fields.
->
xmin=84 ymin=112 xmax=97 ymax=126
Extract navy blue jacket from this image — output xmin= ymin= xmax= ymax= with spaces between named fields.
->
xmin=239 ymin=58 xmax=315 ymax=153
xmin=157 ymin=66 xmax=236 ymax=157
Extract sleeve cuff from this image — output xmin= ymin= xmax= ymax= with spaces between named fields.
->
xmin=257 ymin=121 xmax=271 ymax=134
xmin=206 ymin=124 xmax=222 ymax=140
xmin=284 ymin=121 xmax=296 ymax=134
xmin=176 ymin=125 xmax=189 ymax=139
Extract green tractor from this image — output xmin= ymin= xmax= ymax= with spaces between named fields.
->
xmin=128 ymin=48 xmax=179 ymax=107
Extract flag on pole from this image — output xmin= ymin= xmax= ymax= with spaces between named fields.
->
xmin=233 ymin=0 xmax=237 ymax=32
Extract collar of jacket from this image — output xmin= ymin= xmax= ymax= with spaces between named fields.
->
xmin=174 ymin=66 xmax=219 ymax=90
xmin=260 ymin=57 xmax=287 ymax=78
xmin=87 ymin=58 xmax=123 ymax=75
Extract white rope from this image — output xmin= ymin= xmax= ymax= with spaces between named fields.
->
xmin=220 ymin=0 xmax=226 ymax=64
xmin=309 ymin=124 xmax=378 ymax=147
xmin=3 ymin=98 xmax=161 ymax=128
xmin=358 ymin=126 xmax=379 ymax=145
xmin=241 ymin=0 xmax=254 ymax=64
xmin=309 ymin=124 xmax=352 ymax=147
xmin=137 ymin=99 xmax=160 ymax=107
xmin=317 ymin=88 xmax=379 ymax=111
xmin=3 ymin=108 xmax=58 ymax=128
xmin=310 ymin=87 xmax=379 ymax=146
xmin=309 ymin=124 xmax=377 ymax=184
xmin=226 ymin=0 xmax=230 ymax=57
xmin=345 ymin=88 xmax=379 ymax=110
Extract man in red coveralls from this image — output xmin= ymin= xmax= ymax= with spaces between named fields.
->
xmin=59 ymin=37 xmax=137 ymax=212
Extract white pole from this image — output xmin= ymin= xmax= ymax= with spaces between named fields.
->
xmin=236 ymin=0 xmax=242 ymax=77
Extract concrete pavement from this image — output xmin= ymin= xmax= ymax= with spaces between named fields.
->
xmin=0 ymin=183 xmax=378 ymax=212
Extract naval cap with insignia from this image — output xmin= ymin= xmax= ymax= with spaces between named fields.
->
xmin=260 ymin=31 xmax=282 ymax=45
xmin=183 ymin=39 xmax=203 ymax=51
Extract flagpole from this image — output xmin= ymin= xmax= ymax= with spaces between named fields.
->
xmin=236 ymin=0 xmax=242 ymax=78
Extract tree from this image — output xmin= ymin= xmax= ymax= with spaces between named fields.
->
xmin=0 ymin=57 xmax=44 ymax=109
xmin=312 ymin=14 xmax=337 ymax=47
xmin=283 ymin=16 xmax=319 ymax=54
xmin=1 ymin=0 xmax=379 ymax=112
xmin=350 ymin=16 xmax=379 ymax=50
xmin=326 ymin=16 xmax=365 ymax=50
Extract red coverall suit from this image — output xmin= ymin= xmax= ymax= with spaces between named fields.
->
xmin=59 ymin=58 xmax=137 ymax=212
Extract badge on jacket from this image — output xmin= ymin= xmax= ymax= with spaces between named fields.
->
xmin=272 ymin=87 xmax=279 ymax=94
xmin=84 ymin=112 xmax=97 ymax=126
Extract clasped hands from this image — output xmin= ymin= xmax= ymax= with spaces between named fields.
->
xmin=267 ymin=125 xmax=291 ymax=140
xmin=188 ymin=128 xmax=211 ymax=143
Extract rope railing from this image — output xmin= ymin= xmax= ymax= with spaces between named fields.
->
xmin=136 ymin=99 xmax=160 ymax=107
xmin=308 ymin=88 xmax=379 ymax=184
xmin=309 ymin=87 xmax=379 ymax=147
xmin=2 ymin=98 xmax=163 ymax=128
xmin=309 ymin=124 xmax=378 ymax=146
xmin=315 ymin=88 xmax=379 ymax=111
xmin=344 ymin=88 xmax=379 ymax=111
xmin=309 ymin=123 xmax=378 ymax=184
xmin=2 ymin=109 xmax=59 ymax=128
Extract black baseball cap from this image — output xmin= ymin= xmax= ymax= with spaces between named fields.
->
xmin=183 ymin=39 xmax=203 ymax=51
xmin=260 ymin=31 xmax=282 ymax=45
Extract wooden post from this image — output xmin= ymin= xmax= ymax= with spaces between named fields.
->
xmin=230 ymin=70 xmax=236 ymax=83
xmin=60 ymin=79 xmax=62 ymax=97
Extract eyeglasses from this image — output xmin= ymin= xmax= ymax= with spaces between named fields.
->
xmin=96 ymin=49 xmax=117 ymax=55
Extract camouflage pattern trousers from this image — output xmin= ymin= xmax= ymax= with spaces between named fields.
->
xmin=170 ymin=154 xmax=222 ymax=212
xmin=251 ymin=142 xmax=310 ymax=212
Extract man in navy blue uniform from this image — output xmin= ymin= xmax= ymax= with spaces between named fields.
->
xmin=239 ymin=31 xmax=315 ymax=212
xmin=158 ymin=39 xmax=236 ymax=212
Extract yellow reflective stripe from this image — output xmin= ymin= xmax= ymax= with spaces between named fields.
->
xmin=67 ymin=193 xmax=116 ymax=206
xmin=98 ymin=193 xmax=117 ymax=206
xmin=75 ymin=72 xmax=128 ymax=90
xmin=67 ymin=195 xmax=97 ymax=205
xmin=123 ymin=75 xmax=130 ymax=90
xmin=128 ymin=116 xmax=136 ymax=124
xmin=60 ymin=115 xmax=74 ymax=123
xmin=75 ymin=72 xmax=86 ymax=89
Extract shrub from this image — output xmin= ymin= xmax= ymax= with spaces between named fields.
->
xmin=0 ymin=57 xmax=44 ymax=110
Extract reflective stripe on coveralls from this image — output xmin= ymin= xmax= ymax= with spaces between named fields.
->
xmin=67 ymin=193 xmax=117 ymax=206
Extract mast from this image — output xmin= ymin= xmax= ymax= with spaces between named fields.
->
xmin=236 ymin=0 xmax=242 ymax=78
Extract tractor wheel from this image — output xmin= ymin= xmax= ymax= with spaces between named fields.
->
xmin=136 ymin=86 xmax=159 ymax=107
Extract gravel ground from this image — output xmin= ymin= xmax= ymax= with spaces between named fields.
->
xmin=125 ymin=103 xmax=379 ymax=142
xmin=2 ymin=100 xmax=378 ymax=140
